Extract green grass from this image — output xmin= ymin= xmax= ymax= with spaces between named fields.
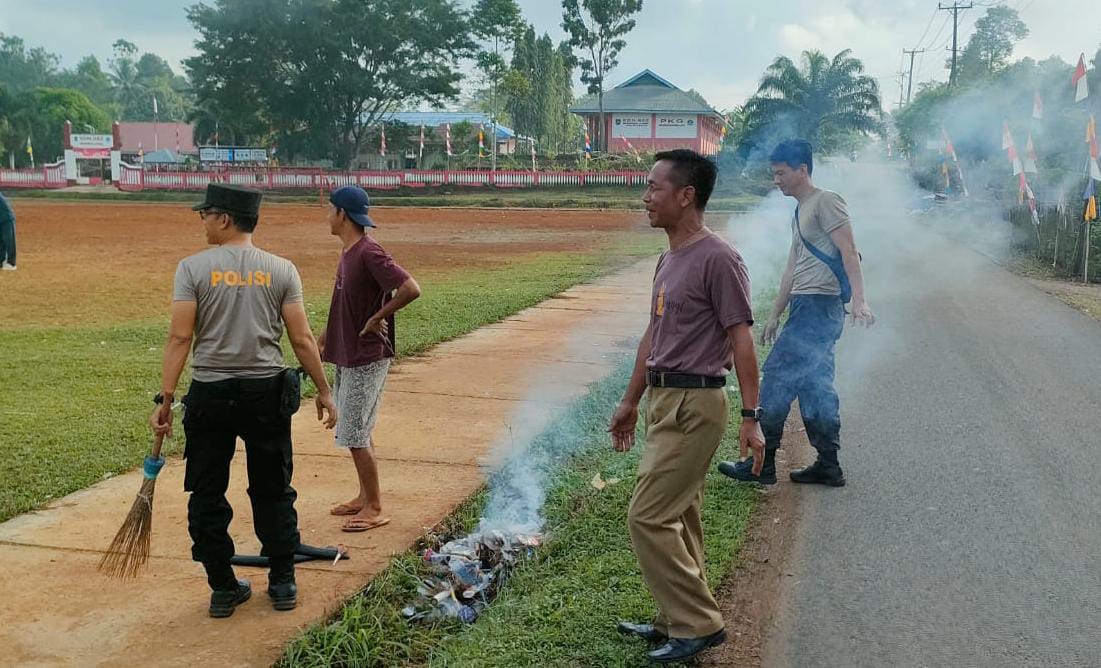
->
xmin=280 ymin=363 xmax=760 ymax=668
xmin=0 ymin=245 xmax=660 ymax=522
xmin=8 ymin=187 xmax=761 ymax=212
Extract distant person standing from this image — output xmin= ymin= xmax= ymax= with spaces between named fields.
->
xmin=719 ymin=139 xmax=874 ymax=487
xmin=0 ymin=192 xmax=16 ymax=270
xmin=150 ymin=183 xmax=337 ymax=618
xmin=319 ymin=186 xmax=420 ymax=533
xmin=609 ymin=149 xmax=764 ymax=664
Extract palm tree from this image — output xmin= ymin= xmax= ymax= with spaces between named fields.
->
xmin=742 ymin=49 xmax=883 ymax=154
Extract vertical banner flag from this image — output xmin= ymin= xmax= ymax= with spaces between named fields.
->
xmin=530 ymin=139 xmax=537 ymax=172
xmin=418 ymin=124 xmax=425 ymax=161
xmin=26 ymin=135 xmax=33 ymax=167
xmin=583 ymin=128 xmax=592 ymax=159
xmin=719 ymin=123 xmax=727 ymax=147
xmin=478 ymin=124 xmax=486 ymax=159
xmin=1024 ymin=132 xmax=1038 ymax=174
xmin=138 ymin=141 xmax=144 ymax=164
xmin=941 ymin=126 xmax=969 ymax=196
xmin=1033 ymin=91 xmax=1044 ymax=120
xmin=152 ymin=96 xmax=158 ymax=116
xmin=445 ymin=123 xmax=452 ymax=157
xmin=1085 ymin=177 xmax=1098 ymax=222
xmin=379 ymin=124 xmax=387 ymax=157
xmin=1073 ymin=53 xmax=1089 ymax=103
xmin=1087 ymin=115 xmax=1101 ymax=181
xmin=175 ymin=126 xmax=181 ymax=154
xmin=1003 ymin=122 xmax=1023 ymax=176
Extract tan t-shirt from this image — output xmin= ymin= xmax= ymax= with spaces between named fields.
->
xmin=173 ymin=245 xmax=303 ymax=381
xmin=790 ymin=189 xmax=850 ymax=296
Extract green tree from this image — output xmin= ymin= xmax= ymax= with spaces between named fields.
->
xmin=109 ymin=40 xmax=190 ymax=121
xmin=186 ymin=0 xmax=473 ymax=168
xmin=1 ymin=88 xmax=108 ymax=165
xmin=740 ymin=49 xmax=883 ymax=156
xmin=504 ymin=29 xmax=576 ymax=154
xmin=471 ymin=0 xmax=524 ymax=170
xmin=55 ymin=56 xmax=116 ymax=114
xmin=0 ymin=34 xmax=60 ymax=93
xmin=954 ymin=6 xmax=1028 ymax=84
xmin=561 ymin=0 xmax=643 ymax=152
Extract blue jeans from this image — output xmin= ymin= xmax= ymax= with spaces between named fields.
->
xmin=759 ymin=295 xmax=845 ymax=455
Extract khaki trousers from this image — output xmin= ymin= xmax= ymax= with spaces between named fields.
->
xmin=628 ymin=386 xmax=727 ymax=638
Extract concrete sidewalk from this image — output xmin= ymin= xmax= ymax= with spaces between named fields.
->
xmin=0 ymin=260 xmax=653 ymax=667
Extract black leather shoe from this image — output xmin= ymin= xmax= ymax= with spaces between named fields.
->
xmin=209 ymin=579 xmax=251 ymax=618
xmin=647 ymin=628 xmax=727 ymax=663
xmin=267 ymin=581 xmax=298 ymax=611
xmin=617 ymin=620 xmax=668 ymax=643
xmin=718 ymin=458 xmax=777 ymax=485
xmin=790 ymin=459 xmax=845 ymax=487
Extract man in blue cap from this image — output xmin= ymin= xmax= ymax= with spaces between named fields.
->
xmin=150 ymin=183 xmax=338 ymax=617
xmin=319 ymin=186 xmax=421 ymax=532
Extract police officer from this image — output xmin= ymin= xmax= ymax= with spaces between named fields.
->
xmin=150 ymin=183 xmax=337 ymax=618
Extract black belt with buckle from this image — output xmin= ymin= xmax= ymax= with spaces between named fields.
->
xmin=646 ymin=370 xmax=725 ymax=389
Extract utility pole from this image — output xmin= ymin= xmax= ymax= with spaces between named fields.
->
xmin=895 ymin=71 xmax=907 ymax=110
xmin=939 ymin=1 xmax=973 ymax=87
xmin=903 ymin=48 xmax=926 ymax=105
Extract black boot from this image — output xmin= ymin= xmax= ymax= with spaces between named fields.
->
xmin=267 ymin=555 xmax=297 ymax=611
xmin=205 ymin=562 xmax=251 ymax=618
xmin=717 ymin=448 xmax=777 ymax=485
xmin=790 ymin=454 xmax=845 ymax=487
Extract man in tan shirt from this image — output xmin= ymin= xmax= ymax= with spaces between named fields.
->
xmin=609 ymin=149 xmax=765 ymax=664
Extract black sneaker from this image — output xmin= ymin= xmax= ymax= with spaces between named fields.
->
xmin=267 ymin=581 xmax=298 ymax=611
xmin=209 ymin=579 xmax=252 ymax=618
xmin=790 ymin=460 xmax=845 ymax=487
xmin=717 ymin=458 xmax=777 ymax=485
xmin=616 ymin=620 xmax=668 ymax=643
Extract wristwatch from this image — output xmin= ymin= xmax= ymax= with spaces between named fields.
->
xmin=740 ymin=407 xmax=763 ymax=422
xmin=153 ymin=392 xmax=174 ymax=405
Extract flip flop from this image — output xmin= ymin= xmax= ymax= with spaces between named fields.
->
xmin=341 ymin=517 xmax=391 ymax=533
xmin=330 ymin=503 xmax=363 ymax=516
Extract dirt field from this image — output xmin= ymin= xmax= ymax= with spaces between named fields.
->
xmin=0 ymin=200 xmax=650 ymax=327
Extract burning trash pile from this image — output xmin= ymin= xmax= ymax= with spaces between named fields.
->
xmin=402 ymin=528 xmax=542 ymax=624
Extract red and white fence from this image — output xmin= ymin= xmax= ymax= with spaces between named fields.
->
xmin=116 ymin=163 xmax=647 ymax=192
xmin=0 ymin=162 xmax=67 ymax=189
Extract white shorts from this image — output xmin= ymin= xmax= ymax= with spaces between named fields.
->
xmin=332 ymin=359 xmax=391 ymax=448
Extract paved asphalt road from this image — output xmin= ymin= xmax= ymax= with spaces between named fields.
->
xmin=762 ymin=170 xmax=1101 ymax=667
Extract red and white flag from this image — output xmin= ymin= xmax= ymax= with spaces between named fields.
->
xmin=1087 ymin=115 xmax=1101 ymax=181
xmin=1003 ymin=122 xmax=1023 ymax=175
xmin=1001 ymin=121 xmax=1015 ymax=150
xmin=1073 ymin=53 xmax=1089 ymax=103
xmin=445 ymin=123 xmax=452 ymax=157
xmin=1032 ymin=91 xmax=1043 ymax=120
xmin=379 ymin=124 xmax=387 ymax=157
xmin=1023 ymin=132 xmax=1038 ymax=174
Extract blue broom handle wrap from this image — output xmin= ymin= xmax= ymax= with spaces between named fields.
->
xmin=144 ymin=432 xmax=166 ymax=480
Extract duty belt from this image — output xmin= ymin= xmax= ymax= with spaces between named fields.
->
xmin=646 ymin=370 xmax=726 ymax=389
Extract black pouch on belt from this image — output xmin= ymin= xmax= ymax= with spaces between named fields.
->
xmin=279 ymin=367 xmax=305 ymax=418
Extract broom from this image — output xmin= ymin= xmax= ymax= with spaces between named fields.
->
xmin=98 ymin=432 xmax=167 ymax=578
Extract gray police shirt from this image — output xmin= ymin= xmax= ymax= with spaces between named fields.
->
xmin=790 ymin=189 xmax=850 ymax=296
xmin=173 ymin=245 xmax=303 ymax=381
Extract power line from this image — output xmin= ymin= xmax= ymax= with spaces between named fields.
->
xmin=903 ymin=48 xmax=927 ymax=104
xmin=939 ymin=1 xmax=974 ymax=86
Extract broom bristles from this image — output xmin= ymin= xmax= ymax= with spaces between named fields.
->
xmin=97 ymin=478 xmax=157 ymax=578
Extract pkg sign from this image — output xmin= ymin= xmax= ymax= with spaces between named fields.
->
xmin=199 ymin=147 xmax=268 ymax=162
xmin=71 ymin=134 xmax=114 ymax=149
xmin=611 ymin=114 xmax=652 ymax=138
xmin=655 ymin=114 xmax=698 ymax=139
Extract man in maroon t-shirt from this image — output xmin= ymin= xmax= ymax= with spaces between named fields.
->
xmin=609 ymin=149 xmax=765 ymax=664
xmin=319 ymin=186 xmax=421 ymax=532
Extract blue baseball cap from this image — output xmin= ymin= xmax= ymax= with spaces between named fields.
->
xmin=329 ymin=186 xmax=376 ymax=228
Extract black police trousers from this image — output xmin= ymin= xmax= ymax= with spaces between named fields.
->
xmin=182 ymin=374 xmax=300 ymax=566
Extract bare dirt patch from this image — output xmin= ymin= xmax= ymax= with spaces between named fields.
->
xmin=1 ymin=201 xmax=648 ymax=327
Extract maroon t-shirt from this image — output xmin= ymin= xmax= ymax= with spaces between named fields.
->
xmin=647 ymin=233 xmax=753 ymax=377
xmin=322 ymin=235 xmax=411 ymax=368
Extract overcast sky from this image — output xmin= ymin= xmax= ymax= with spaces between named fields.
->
xmin=0 ymin=0 xmax=1095 ymax=111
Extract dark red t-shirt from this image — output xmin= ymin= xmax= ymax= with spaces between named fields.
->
xmin=322 ymin=235 xmax=411 ymax=368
